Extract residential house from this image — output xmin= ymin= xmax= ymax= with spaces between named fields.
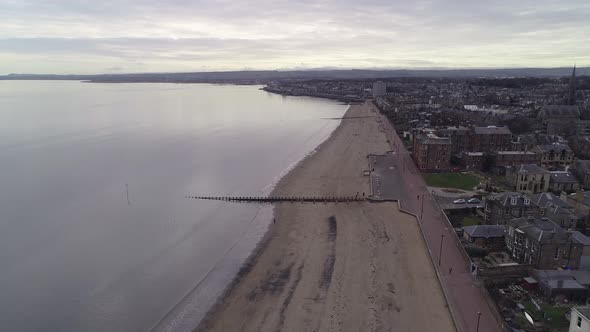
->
xmin=412 ymin=133 xmax=451 ymax=172
xmin=506 ymin=164 xmax=550 ymax=194
xmin=505 ymin=217 xmax=582 ymax=269
xmin=573 ymin=160 xmax=590 ymax=189
xmin=530 ymin=192 xmax=576 ymax=213
xmin=549 ymin=171 xmax=580 ymax=193
xmin=569 ymin=306 xmax=590 ymax=332
xmin=471 ymin=126 xmax=512 ymax=153
xmin=462 ymin=225 xmax=505 ymax=249
xmin=530 ymin=192 xmax=580 ymax=230
xmin=534 ymin=143 xmax=575 ymax=168
xmin=484 ymin=192 xmax=539 ymax=225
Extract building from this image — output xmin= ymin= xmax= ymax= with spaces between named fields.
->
xmin=531 ymin=192 xmax=580 ymax=229
xmin=506 ymin=164 xmax=550 ymax=194
xmin=534 ymin=143 xmax=575 ymax=168
xmin=462 ymin=225 xmax=505 ymax=249
xmin=491 ymin=151 xmax=540 ymax=168
xmin=571 ymin=136 xmax=590 ymax=159
xmin=567 ymin=191 xmax=590 ymax=223
xmin=537 ymin=105 xmax=580 ymax=122
xmin=484 ymin=192 xmax=539 ymax=225
xmin=538 ymin=104 xmax=582 ymax=136
xmin=531 ymin=192 xmax=576 ymax=212
xmin=459 ymin=152 xmax=485 ymax=170
xmin=372 ymin=81 xmax=386 ymax=98
xmin=549 ymin=171 xmax=580 ymax=193
xmin=573 ymin=160 xmax=590 ymax=189
xmin=540 ymin=279 xmax=587 ymax=302
xmin=412 ymin=133 xmax=451 ymax=172
xmin=569 ymin=306 xmax=590 ymax=332
xmin=505 ymin=217 xmax=582 ymax=269
xmin=437 ymin=126 xmax=472 ymax=155
xmin=472 ymin=126 xmax=512 ymax=153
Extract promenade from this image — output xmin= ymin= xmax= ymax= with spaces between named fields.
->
xmin=372 ymin=102 xmax=502 ymax=332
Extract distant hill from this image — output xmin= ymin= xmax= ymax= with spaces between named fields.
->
xmin=1 ymin=67 xmax=587 ymax=83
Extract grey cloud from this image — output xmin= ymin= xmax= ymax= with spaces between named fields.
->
xmin=0 ymin=0 xmax=588 ymax=73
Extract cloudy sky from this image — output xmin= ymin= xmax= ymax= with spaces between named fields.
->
xmin=1 ymin=0 xmax=589 ymax=74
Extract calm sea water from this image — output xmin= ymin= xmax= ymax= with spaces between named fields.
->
xmin=0 ymin=81 xmax=347 ymax=331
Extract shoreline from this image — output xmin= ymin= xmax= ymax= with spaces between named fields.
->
xmin=193 ymin=105 xmax=352 ymax=331
xmin=197 ymin=101 xmax=454 ymax=332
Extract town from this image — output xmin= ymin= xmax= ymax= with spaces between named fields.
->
xmin=268 ymin=69 xmax=590 ymax=331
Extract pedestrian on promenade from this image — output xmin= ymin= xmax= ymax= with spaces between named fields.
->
xmin=448 ymin=267 xmax=453 ymax=275
xmin=273 ymin=218 xmax=276 ymax=224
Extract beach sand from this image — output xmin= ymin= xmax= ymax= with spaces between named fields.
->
xmin=198 ymin=102 xmax=454 ymax=332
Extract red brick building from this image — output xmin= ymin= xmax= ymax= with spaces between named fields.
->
xmin=459 ymin=152 xmax=485 ymax=170
xmin=472 ymin=126 xmax=512 ymax=153
xmin=413 ymin=134 xmax=452 ymax=172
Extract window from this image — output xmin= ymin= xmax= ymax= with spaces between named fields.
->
xmin=578 ymin=316 xmax=582 ymax=327
xmin=524 ymin=198 xmax=530 ymax=205
xmin=511 ymin=197 xmax=517 ymax=205
xmin=554 ymin=248 xmax=560 ymax=260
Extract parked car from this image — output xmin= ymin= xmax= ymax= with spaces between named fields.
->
xmin=453 ymin=199 xmax=466 ymax=204
xmin=467 ymin=198 xmax=480 ymax=204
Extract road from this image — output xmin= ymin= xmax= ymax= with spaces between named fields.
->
xmin=372 ymin=102 xmax=503 ymax=332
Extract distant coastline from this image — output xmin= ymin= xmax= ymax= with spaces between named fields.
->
xmin=1 ymin=66 xmax=588 ymax=85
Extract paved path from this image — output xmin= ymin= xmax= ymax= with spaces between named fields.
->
xmin=371 ymin=103 xmax=503 ymax=332
xmin=368 ymin=153 xmax=404 ymax=201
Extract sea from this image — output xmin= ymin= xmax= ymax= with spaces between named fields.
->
xmin=0 ymin=81 xmax=347 ymax=331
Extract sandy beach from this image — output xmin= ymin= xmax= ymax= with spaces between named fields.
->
xmin=198 ymin=102 xmax=454 ymax=332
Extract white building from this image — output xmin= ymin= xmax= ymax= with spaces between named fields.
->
xmin=372 ymin=81 xmax=386 ymax=97
xmin=570 ymin=307 xmax=590 ymax=332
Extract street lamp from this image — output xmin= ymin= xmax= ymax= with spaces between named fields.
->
xmin=438 ymin=233 xmax=444 ymax=266
xmin=476 ymin=311 xmax=482 ymax=332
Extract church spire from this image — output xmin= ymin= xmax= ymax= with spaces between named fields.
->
xmin=567 ymin=65 xmax=577 ymax=105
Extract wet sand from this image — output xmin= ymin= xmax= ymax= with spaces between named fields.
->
xmin=198 ymin=102 xmax=454 ymax=332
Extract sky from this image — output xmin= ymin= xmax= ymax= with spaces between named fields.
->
xmin=0 ymin=0 xmax=589 ymax=74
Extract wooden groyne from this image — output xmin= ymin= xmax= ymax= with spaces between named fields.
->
xmin=186 ymin=195 xmax=366 ymax=203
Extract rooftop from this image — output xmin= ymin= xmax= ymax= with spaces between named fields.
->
xmin=496 ymin=151 xmax=537 ymax=155
xmin=463 ymin=225 xmax=505 ymax=238
xmin=574 ymin=307 xmax=590 ymax=321
xmin=474 ymin=126 xmax=512 ymax=135
xmin=515 ymin=164 xmax=547 ymax=174
xmin=418 ymin=134 xmax=451 ymax=145
xmin=509 ymin=217 xmax=565 ymax=243
xmin=549 ymin=171 xmax=579 ymax=184
xmin=536 ymin=142 xmax=572 ymax=153
xmin=539 ymin=105 xmax=580 ymax=118
xmin=542 ymin=279 xmax=586 ymax=290
xmin=487 ymin=192 xmax=536 ymax=207
xmin=529 ymin=192 xmax=573 ymax=210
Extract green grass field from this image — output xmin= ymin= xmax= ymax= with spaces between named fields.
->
xmin=423 ymin=172 xmax=480 ymax=190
